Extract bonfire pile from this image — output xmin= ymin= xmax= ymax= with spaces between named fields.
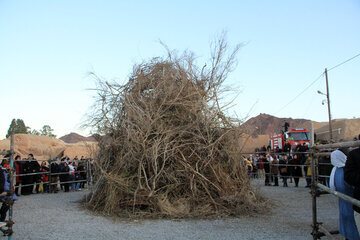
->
xmin=86 ymin=38 xmax=266 ymax=218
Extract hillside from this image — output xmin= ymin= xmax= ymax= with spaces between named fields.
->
xmin=0 ymin=134 xmax=97 ymax=160
xmin=314 ymin=118 xmax=360 ymax=142
xmin=60 ymin=132 xmax=96 ymax=143
xmin=241 ymin=113 xmax=323 ymax=137
xmin=239 ymin=114 xmax=360 ymax=152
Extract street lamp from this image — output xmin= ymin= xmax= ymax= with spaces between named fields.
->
xmin=317 ymin=68 xmax=333 ymax=143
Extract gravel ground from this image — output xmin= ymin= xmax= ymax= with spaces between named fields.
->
xmin=5 ymin=178 xmax=343 ymax=240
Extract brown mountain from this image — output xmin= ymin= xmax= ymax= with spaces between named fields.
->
xmin=59 ymin=132 xmax=97 ymax=143
xmin=314 ymin=118 xmax=360 ymax=142
xmin=241 ymin=113 xmax=325 ymax=137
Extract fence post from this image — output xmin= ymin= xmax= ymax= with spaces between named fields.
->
xmin=8 ymin=134 xmax=15 ymax=240
xmin=311 ymin=148 xmax=319 ymax=239
xmin=48 ymin=157 xmax=52 ymax=194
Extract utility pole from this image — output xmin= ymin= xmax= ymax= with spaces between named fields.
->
xmin=324 ymin=68 xmax=333 ymax=142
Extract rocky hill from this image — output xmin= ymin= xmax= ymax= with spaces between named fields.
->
xmin=239 ymin=114 xmax=360 ymax=152
xmin=241 ymin=113 xmax=326 ymax=137
xmin=59 ymin=132 xmax=97 ymax=143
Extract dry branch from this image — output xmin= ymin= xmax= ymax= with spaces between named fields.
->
xmin=85 ymin=35 xmax=266 ymax=218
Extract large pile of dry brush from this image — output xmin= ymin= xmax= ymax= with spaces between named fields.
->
xmin=86 ymin=38 xmax=267 ymax=218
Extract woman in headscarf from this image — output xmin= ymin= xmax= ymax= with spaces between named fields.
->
xmin=330 ymin=149 xmax=359 ymax=240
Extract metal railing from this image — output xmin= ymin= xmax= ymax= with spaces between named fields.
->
xmin=310 ymin=140 xmax=360 ymax=239
xmin=0 ymin=135 xmax=95 ymax=239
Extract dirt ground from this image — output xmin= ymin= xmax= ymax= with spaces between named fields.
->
xmin=5 ymin=178 xmax=348 ymax=240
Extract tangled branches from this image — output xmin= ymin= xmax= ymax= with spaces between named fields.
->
xmin=86 ymin=37 xmax=266 ymax=218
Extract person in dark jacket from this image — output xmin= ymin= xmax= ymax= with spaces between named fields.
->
xmin=290 ymin=154 xmax=302 ymax=187
xmin=344 ymin=147 xmax=360 ymax=214
xmin=22 ymin=154 xmax=40 ymax=195
xmin=279 ymin=155 xmax=289 ymax=187
xmin=0 ymin=166 xmax=18 ymax=222
xmin=271 ymin=154 xmax=279 ymax=186
xmin=61 ymin=162 xmax=70 ymax=192
xmin=283 ymin=141 xmax=291 ymax=153
xmin=262 ymin=155 xmax=270 ymax=186
xmin=49 ymin=159 xmax=60 ymax=193
xmin=77 ymin=162 xmax=86 ymax=189
xmin=58 ymin=160 xmax=66 ymax=191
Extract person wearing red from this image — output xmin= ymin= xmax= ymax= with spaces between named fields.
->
xmin=14 ymin=155 xmax=24 ymax=196
xmin=40 ymin=162 xmax=49 ymax=193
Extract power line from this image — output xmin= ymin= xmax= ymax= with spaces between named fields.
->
xmin=328 ymin=52 xmax=360 ymax=72
xmin=273 ymin=52 xmax=360 ymax=115
xmin=273 ymin=72 xmax=324 ymax=115
xmin=302 ymin=80 xmax=323 ymax=118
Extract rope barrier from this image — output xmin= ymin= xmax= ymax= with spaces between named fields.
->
xmin=13 ymin=170 xmax=88 ymax=177
xmin=18 ymin=179 xmax=88 ymax=188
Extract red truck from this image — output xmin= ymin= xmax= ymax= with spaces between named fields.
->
xmin=270 ymin=128 xmax=310 ymax=151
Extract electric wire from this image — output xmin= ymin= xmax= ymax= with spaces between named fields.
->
xmin=273 ymin=72 xmax=324 ymax=115
xmin=273 ymin=52 xmax=359 ymax=115
xmin=302 ymin=80 xmax=323 ymax=118
xmin=327 ymin=52 xmax=360 ymax=72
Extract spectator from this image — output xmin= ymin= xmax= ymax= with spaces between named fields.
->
xmin=330 ymin=149 xmax=359 ymax=240
xmin=286 ymin=154 xmax=294 ymax=183
xmin=251 ymin=159 xmax=258 ymax=179
xmin=256 ymin=155 xmax=264 ymax=179
xmin=0 ymin=165 xmax=18 ymax=222
xmin=304 ymin=154 xmax=312 ymax=188
xmin=77 ymin=161 xmax=86 ymax=189
xmin=260 ymin=145 xmax=266 ymax=153
xmin=59 ymin=160 xmax=66 ymax=191
xmin=279 ymin=155 xmax=289 ymax=187
xmin=49 ymin=158 xmax=60 ymax=193
xmin=245 ymin=158 xmax=253 ymax=177
xmin=344 ymin=147 xmax=360 ymax=230
xmin=290 ymin=154 xmax=302 ymax=187
xmin=290 ymin=143 xmax=298 ymax=157
xmin=40 ymin=161 xmax=49 ymax=193
xmin=271 ymin=154 xmax=279 ymax=186
xmin=267 ymin=153 xmax=274 ymax=183
xmin=60 ymin=162 xmax=70 ymax=192
xmin=263 ymin=155 xmax=270 ymax=186
xmin=14 ymin=155 xmax=24 ymax=195
xmin=68 ymin=162 xmax=76 ymax=192
xmin=283 ymin=141 xmax=291 ymax=153
xmin=22 ymin=154 xmax=40 ymax=195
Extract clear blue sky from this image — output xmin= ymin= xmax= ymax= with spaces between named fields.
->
xmin=1 ymin=1 xmax=359 ymax=139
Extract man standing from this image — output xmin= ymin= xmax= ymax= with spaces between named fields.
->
xmin=263 ymin=154 xmax=270 ymax=186
xmin=22 ymin=154 xmax=40 ymax=195
xmin=344 ymin=147 xmax=360 ymax=214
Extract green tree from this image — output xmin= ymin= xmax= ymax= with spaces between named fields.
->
xmin=31 ymin=129 xmax=40 ymax=136
xmin=40 ymin=125 xmax=56 ymax=138
xmin=6 ymin=118 xmax=28 ymax=138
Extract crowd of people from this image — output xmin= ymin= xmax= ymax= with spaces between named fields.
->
xmin=245 ymin=142 xmax=311 ymax=188
xmin=246 ymin=141 xmax=360 ymax=240
xmin=7 ymin=154 xmax=95 ymax=196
